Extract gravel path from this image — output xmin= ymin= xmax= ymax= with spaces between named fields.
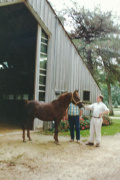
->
xmin=0 ymin=132 xmax=120 ymax=180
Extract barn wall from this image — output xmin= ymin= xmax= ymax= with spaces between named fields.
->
xmin=0 ymin=0 xmax=101 ymax=129
xmin=26 ymin=0 xmax=101 ymax=103
xmin=0 ymin=1 xmax=101 ymax=102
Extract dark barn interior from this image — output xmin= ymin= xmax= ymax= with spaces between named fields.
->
xmin=0 ymin=3 xmax=37 ymax=129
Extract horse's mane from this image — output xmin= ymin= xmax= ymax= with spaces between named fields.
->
xmin=53 ymin=92 xmax=72 ymax=107
xmin=51 ymin=92 xmax=69 ymax=104
xmin=57 ymin=92 xmax=68 ymax=100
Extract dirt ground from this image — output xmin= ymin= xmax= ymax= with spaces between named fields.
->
xmin=0 ymin=132 xmax=120 ymax=180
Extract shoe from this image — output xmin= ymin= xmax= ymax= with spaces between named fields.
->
xmin=86 ymin=142 xmax=94 ymax=146
xmin=95 ymin=143 xmax=100 ymax=147
xmin=77 ymin=140 xmax=80 ymax=143
xmin=69 ymin=139 xmax=74 ymax=142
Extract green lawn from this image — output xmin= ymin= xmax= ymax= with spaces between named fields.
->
xmin=80 ymin=119 xmax=120 ymax=137
xmin=42 ymin=119 xmax=120 ymax=138
xmin=101 ymin=119 xmax=120 ymax=136
xmin=42 ymin=107 xmax=120 ymax=138
xmin=81 ymin=119 xmax=120 ymax=137
xmin=111 ymin=107 xmax=120 ymax=117
xmin=68 ymin=108 xmax=120 ymax=137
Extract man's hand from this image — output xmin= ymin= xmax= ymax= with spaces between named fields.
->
xmin=84 ymin=105 xmax=89 ymax=110
xmin=99 ymin=113 xmax=103 ymax=118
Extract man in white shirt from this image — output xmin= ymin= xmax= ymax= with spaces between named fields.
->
xmin=85 ymin=95 xmax=109 ymax=147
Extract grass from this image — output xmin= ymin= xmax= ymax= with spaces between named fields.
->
xmin=41 ymin=107 xmax=120 ymax=138
xmin=101 ymin=119 xmax=120 ymax=136
xmin=42 ymin=118 xmax=120 ymax=138
xmin=82 ymin=118 xmax=120 ymax=137
xmin=110 ymin=107 xmax=120 ymax=117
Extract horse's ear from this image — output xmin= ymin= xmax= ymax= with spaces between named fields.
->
xmin=74 ymin=89 xmax=79 ymax=93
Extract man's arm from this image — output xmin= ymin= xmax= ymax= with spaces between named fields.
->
xmin=84 ymin=104 xmax=94 ymax=111
xmin=99 ymin=110 xmax=109 ymax=118
xmin=80 ymin=108 xmax=83 ymax=118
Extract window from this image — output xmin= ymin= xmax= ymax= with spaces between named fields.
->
xmin=83 ymin=91 xmax=90 ymax=101
xmin=39 ymin=29 xmax=48 ymax=101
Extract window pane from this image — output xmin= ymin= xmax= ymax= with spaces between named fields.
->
xmin=41 ymin=38 xmax=48 ymax=44
xmin=39 ymin=92 xmax=45 ymax=101
xmin=39 ymin=75 xmax=46 ymax=85
xmin=40 ymin=69 xmax=46 ymax=75
xmin=83 ymin=91 xmax=90 ymax=101
xmin=39 ymin=29 xmax=48 ymax=102
xmin=42 ymin=30 xmax=48 ymax=39
xmin=39 ymin=86 xmax=45 ymax=91
xmin=40 ymin=60 xmax=47 ymax=69
xmin=41 ymin=44 xmax=47 ymax=54
xmin=40 ymin=54 xmax=47 ymax=59
xmin=23 ymin=94 xmax=29 ymax=100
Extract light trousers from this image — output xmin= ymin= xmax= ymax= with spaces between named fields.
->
xmin=89 ymin=117 xmax=103 ymax=144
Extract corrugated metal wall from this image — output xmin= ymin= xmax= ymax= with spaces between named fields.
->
xmin=0 ymin=0 xmax=101 ymax=123
xmin=0 ymin=0 xmax=101 ymax=103
xmin=26 ymin=0 xmax=101 ymax=103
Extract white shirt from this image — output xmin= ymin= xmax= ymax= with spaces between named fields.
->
xmin=88 ymin=102 xmax=109 ymax=117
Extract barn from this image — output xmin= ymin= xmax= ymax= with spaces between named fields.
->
xmin=0 ymin=0 xmax=101 ymax=131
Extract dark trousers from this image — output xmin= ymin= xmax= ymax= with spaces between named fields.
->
xmin=68 ymin=115 xmax=80 ymax=140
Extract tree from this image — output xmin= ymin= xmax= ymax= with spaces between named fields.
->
xmin=95 ymin=36 xmax=120 ymax=114
xmin=67 ymin=6 xmax=119 ymax=69
xmin=60 ymin=3 xmax=120 ymax=115
xmin=111 ymin=83 xmax=120 ymax=105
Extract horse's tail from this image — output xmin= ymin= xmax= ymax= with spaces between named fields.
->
xmin=24 ymin=100 xmax=29 ymax=105
xmin=23 ymin=100 xmax=29 ymax=111
xmin=21 ymin=100 xmax=29 ymax=128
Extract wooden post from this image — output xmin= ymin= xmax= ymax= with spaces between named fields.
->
xmin=34 ymin=24 xmax=43 ymax=131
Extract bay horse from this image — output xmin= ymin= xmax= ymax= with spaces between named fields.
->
xmin=22 ymin=90 xmax=83 ymax=144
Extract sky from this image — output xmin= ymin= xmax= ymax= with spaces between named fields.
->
xmin=49 ymin=0 xmax=120 ymax=16
xmin=48 ymin=0 xmax=120 ymax=32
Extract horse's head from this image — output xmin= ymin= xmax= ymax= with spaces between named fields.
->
xmin=72 ymin=90 xmax=84 ymax=108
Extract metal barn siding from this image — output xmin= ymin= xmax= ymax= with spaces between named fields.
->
xmin=0 ymin=0 xmax=101 ymax=129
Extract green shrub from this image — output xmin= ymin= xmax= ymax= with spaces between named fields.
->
xmin=80 ymin=116 xmax=90 ymax=130
xmin=102 ymin=115 xmax=113 ymax=126
xmin=58 ymin=115 xmax=113 ymax=132
xmin=59 ymin=120 xmax=69 ymax=132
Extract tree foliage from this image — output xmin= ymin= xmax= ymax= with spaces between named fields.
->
xmin=59 ymin=3 xmax=120 ymax=114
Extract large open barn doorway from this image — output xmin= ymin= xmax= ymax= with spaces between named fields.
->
xmin=0 ymin=3 xmax=37 ymax=131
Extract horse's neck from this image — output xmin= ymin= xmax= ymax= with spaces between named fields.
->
xmin=63 ymin=93 xmax=72 ymax=109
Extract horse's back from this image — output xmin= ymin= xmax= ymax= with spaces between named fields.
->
xmin=24 ymin=100 xmax=55 ymax=121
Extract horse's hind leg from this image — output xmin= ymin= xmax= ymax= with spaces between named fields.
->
xmin=27 ymin=128 xmax=32 ymax=141
xmin=23 ymin=128 xmax=26 ymax=142
xmin=27 ymin=117 xmax=33 ymax=141
xmin=54 ymin=120 xmax=60 ymax=144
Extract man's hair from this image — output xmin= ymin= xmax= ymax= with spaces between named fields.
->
xmin=99 ymin=94 xmax=104 ymax=101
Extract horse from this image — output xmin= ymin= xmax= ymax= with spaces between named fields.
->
xmin=22 ymin=90 xmax=84 ymax=144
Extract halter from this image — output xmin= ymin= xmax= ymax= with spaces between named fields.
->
xmin=71 ymin=93 xmax=81 ymax=105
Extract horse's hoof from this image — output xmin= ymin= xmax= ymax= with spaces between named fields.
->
xmin=54 ymin=141 xmax=60 ymax=145
xmin=23 ymin=140 xmax=26 ymax=143
xmin=29 ymin=139 xmax=32 ymax=141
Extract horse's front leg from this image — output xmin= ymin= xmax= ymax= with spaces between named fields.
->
xmin=54 ymin=120 xmax=60 ymax=145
